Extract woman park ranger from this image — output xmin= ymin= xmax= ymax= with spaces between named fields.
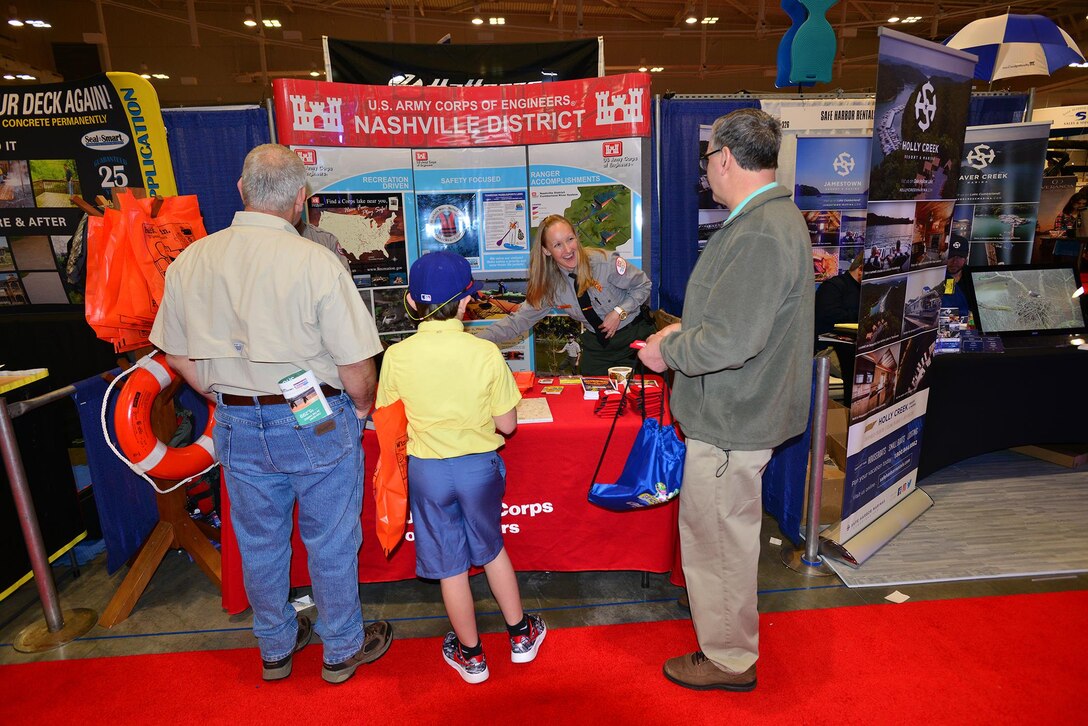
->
xmin=476 ymin=214 xmax=655 ymax=375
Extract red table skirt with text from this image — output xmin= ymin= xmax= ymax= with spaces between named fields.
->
xmin=220 ymin=384 xmax=680 ymax=614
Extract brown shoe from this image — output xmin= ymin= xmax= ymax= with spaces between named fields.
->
xmin=261 ymin=613 xmax=314 ymax=681
xmin=321 ymin=620 xmax=394 ymax=684
xmin=663 ymin=651 xmax=757 ymax=692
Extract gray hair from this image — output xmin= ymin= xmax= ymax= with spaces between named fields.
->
xmin=238 ymin=144 xmax=306 ymax=213
xmin=711 ymin=108 xmax=781 ymax=171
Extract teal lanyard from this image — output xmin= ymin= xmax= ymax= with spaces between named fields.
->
xmin=726 ymin=182 xmax=778 ymax=223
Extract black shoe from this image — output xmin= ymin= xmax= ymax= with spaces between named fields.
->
xmin=261 ymin=613 xmax=313 ymax=681
xmin=321 ymin=620 xmax=394 ymax=684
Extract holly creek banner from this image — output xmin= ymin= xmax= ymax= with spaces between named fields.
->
xmin=273 ymin=73 xmax=651 ymax=148
xmin=838 ymin=28 xmax=976 ymax=542
xmin=0 ymin=72 xmax=174 ymax=305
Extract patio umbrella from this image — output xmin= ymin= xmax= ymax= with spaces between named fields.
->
xmin=943 ymin=13 xmax=1085 ymax=82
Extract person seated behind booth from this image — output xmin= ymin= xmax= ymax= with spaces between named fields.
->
xmin=942 ymin=234 xmax=971 ymax=317
xmin=475 ymin=214 xmax=655 ymax=375
xmin=375 ymin=251 xmax=547 ymax=685
xmin=150 ymin=143 xmax=393 ymax=685
xmin=814 ymin=253 xmax=863 ymax=400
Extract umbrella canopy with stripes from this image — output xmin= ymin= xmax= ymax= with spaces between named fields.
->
xmin=944 ymin=13 xmax=1085 ymax=82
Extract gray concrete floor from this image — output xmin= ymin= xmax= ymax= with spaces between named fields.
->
xmin=2 ymin=453 xmax=1086 ymax=665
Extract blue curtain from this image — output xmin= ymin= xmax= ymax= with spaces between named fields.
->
xmin=967 ymin=93 xmax=1030 ymax=126
xmin=163 ymin=106 xmax=272 ymax=234
xmin=655 ymin=98 xmax=760 ymax=315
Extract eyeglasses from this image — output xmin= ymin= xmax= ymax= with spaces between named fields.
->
xmin=699 ymin=147 xmax=722 ymax=173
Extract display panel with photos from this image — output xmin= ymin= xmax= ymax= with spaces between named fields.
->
xmin=964 ymin=264 xmax=1087 ymax=337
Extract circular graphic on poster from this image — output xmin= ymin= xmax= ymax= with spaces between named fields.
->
xmin=428 ymin=204 xmax=467 ymax=245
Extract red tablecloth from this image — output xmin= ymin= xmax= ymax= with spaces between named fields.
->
xmin=221 ymin=381 xmax=680 ymax=613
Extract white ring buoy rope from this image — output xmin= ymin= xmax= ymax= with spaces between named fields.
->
xmin=100 ymin=350 xmax=218 ymax=494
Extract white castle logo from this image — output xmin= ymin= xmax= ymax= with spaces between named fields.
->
xmin=290 ymin=95 xmax=344 ymax=133
xmin=595 ymin=88 xmax=644 ymax=125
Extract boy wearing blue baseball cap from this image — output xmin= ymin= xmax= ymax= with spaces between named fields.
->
xmin=375 ymin=251 xmax=547 ymax=684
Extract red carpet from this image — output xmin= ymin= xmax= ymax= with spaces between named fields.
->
xmin=2 ymin=591 xmax=1084 ymax=724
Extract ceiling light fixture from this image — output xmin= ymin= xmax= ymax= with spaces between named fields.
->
xmin=489 ymin=17 xmax=505 ymax=25
xmin=243 ymin=6 xmax=257 ymax=27
xmin=685 ymin=15 xmax=698 ymax=25
xmin=262 ymin=18 xmax=281 ymax=28
xmin=638 ymin=65 xmax=648 ymax=72
xmin=310 ymin=70 xmax=322 ymax=77
xmin=471 ymin=17 xmax=483 ymax=24
xmin=701 ymin=17 xmax=718 ymax=25
xmin=651 ymin=66 xmax=664 ymax=73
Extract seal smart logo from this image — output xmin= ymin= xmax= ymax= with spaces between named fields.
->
xmin=913 ymin=81 xmax=937 ymax=132
xmin=965 ymin=144 xmax=995 ymax=171
xmin=81 ymin=130 xmax=130 ymax=151
xmin=832 ymin=152 xmax=855 ymax=177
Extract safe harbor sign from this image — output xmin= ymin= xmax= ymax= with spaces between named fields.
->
xmin=273 ymin=73 xmax=651 ymax=148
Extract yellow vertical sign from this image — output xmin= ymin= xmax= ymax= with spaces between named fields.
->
xmin=106 ymin=72 xmax=177 ymax=197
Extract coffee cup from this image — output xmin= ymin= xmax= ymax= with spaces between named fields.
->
xmin=608 ymin=366 xmax=633 ymax=389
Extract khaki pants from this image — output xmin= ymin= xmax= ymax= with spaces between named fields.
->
xmin=678 ymin=439 xmax=771 ymax=673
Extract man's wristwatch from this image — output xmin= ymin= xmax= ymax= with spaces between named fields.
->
xmin=613 ymin=306 xmax=628 ymax=320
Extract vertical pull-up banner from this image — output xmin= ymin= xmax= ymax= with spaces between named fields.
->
xmin=954 ymin=122 xmax=1051 ymax=267
xmin=0 ymin=73 xmax=175 ymax=305
xmin=836 ymin=29 xmax=976 ymax=545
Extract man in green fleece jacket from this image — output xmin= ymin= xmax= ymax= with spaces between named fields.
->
xmin=639 ymin=108 xmax=814 ymax=692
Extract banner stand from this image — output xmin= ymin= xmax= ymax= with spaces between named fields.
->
xmin=819 ymin=488 xmax=933 ymax=567
xmin=781 ymin=356 xmax=835 ymax=577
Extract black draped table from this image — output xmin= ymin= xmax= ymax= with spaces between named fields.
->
xmin=918 ymin=346 xmax=1088 ymax=479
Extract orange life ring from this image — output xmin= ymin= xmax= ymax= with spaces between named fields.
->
xmin=114 ymin=352 xmax=216 ymax=480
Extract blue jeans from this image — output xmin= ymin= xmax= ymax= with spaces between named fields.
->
xmin=213 ymin=393 xmax=364 ymax=664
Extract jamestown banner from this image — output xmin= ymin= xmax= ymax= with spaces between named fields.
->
xmin=326 ymin=37 xmax=602 ymax=86
xmin=838 ymin=29 xmax=976 ymax=542
xmin=953 ymin=122 xmax=1050 ymax=266
xmin=0 ymin=72 xmax=174 ymax=305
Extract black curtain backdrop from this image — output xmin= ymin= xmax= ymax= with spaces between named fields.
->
xmin=327 ymin=38 xmax=601 ymax=85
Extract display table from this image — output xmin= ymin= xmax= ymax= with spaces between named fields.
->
xmin=220 ymin=381 xmax=679 ymax=614
xmin=918 ymin=346 xmax=1088 ymax=479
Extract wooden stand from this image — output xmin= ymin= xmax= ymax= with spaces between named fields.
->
xmin=98 ymin=372 xmax=222 ymax=629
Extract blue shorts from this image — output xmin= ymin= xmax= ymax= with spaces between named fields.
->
xmin=407 ymin=451 xmax=506 ymax=580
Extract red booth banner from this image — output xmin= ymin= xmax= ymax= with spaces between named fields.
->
xmin=272 ymin=73 xmax=651 ymax=149
xmin=220 ymin=384 xmax=681 ymax=614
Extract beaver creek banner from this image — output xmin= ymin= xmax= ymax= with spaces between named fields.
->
xmin=273 ymin=73 xmax=650 ymax=350
xmin=0 ymin=73 xmax=175 ymax=306
xmin=326 ymin=37 xmax=602 ymax=86
xmin=953 ymin=122 xmax=1051 ymax=267
xmin=826 ymin=29 xmax=976 ymax=556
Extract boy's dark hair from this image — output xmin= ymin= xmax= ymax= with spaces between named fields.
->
xmin=410 ymin=296 xmax=462 ymax=322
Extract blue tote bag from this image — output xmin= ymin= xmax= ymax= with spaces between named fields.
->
xmin=588 ymin=370 xmax=685 ymax=511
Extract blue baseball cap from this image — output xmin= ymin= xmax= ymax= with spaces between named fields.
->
xmin=408 ymin=251 xmax=481 ymax=305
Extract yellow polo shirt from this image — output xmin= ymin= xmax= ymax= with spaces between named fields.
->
xmin=150 ymin=211 xmax=381 ymax=395
xmin=376 ymin=318 xmax=522 ymax=459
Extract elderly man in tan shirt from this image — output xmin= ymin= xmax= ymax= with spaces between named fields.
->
xmin=150 ymin=143 xmax=392 ymax=685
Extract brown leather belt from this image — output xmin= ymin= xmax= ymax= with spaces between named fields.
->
xmin=220 ymin=384 xmax=342 ymax=407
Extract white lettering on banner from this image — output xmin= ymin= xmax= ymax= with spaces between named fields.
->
xmin=352 ymin=110 xmax=588 ymax=139
xmin=501 ymin=501 xmax=554 ymax=518
xmin=274 ymin=73 xmax=651 ymax=148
